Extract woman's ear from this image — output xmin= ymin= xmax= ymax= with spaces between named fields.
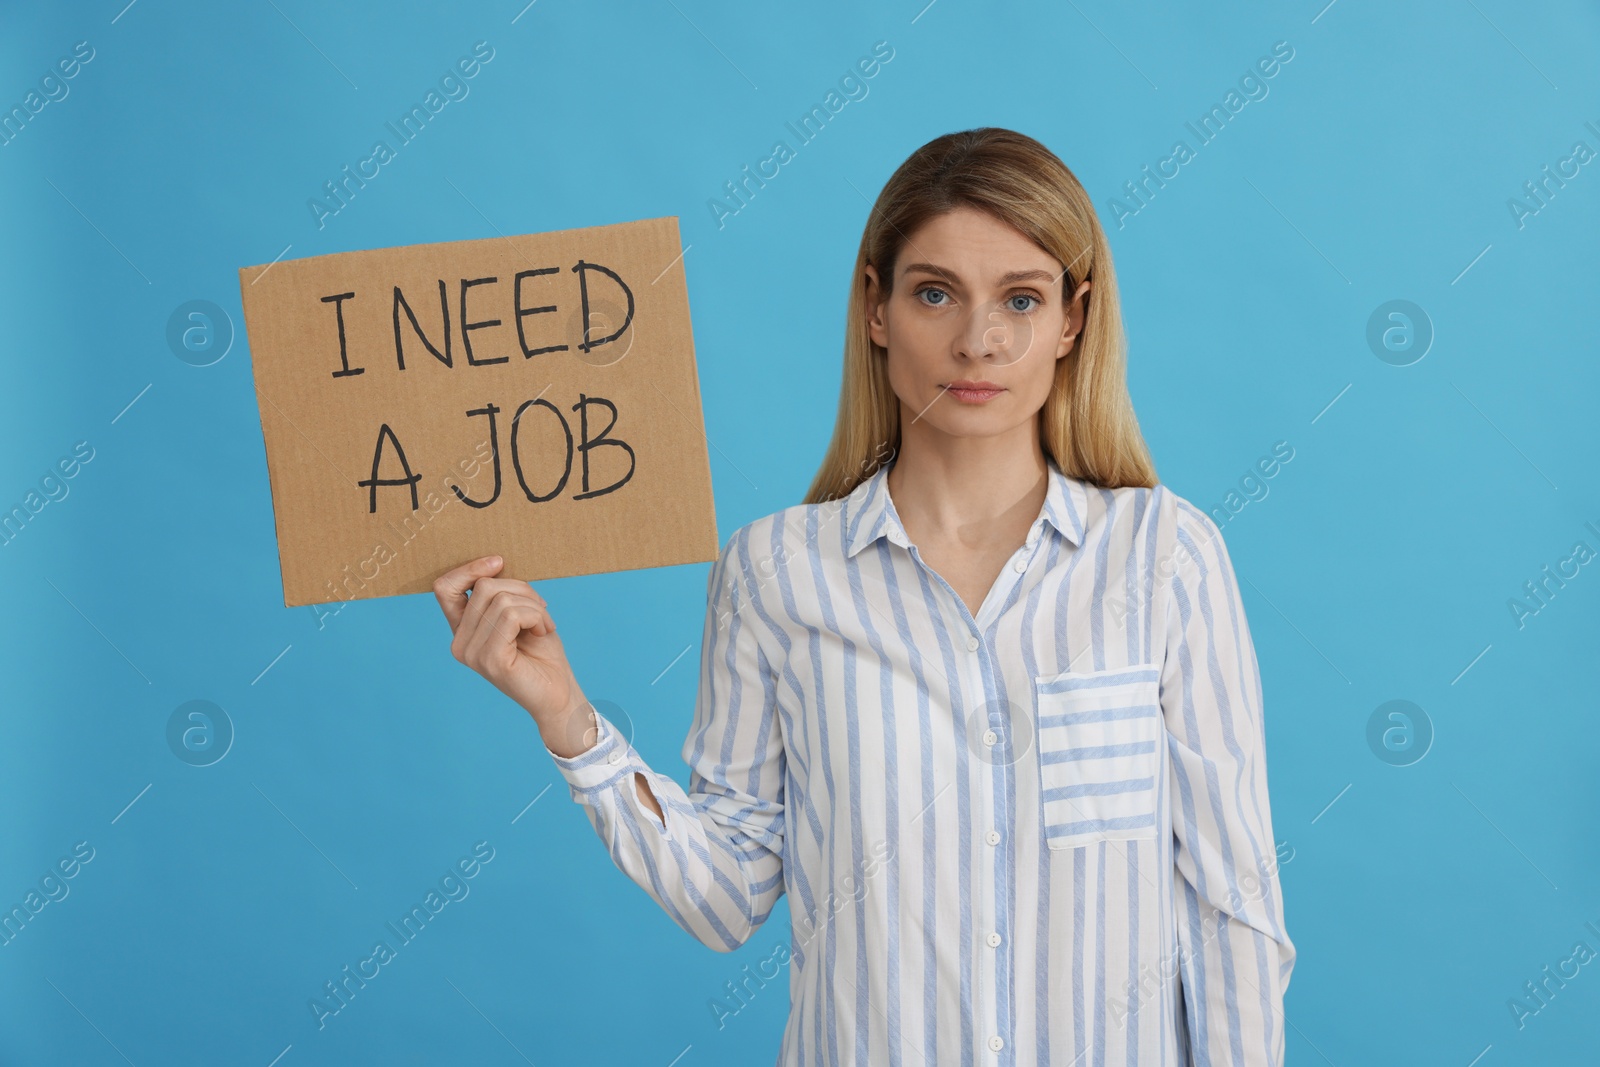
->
xmin=1057 ymin=279 xmax=1091 ymax=358
xmin=864 ymin=263 xmax=889 ymax=350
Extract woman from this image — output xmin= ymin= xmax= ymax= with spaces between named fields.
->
xmin=433 ymin=127 xmax=1295 ymax=1066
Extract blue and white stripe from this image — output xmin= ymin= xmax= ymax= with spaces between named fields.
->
xmin=548 ymin=452 xmax=1296 ymax=1065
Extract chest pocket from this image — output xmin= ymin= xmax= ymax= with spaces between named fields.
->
xmin=1033 ymin=664 xmax=1163 ymax=851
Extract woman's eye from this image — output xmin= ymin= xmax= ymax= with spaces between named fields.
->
xmin=915 ymin=287 xmax=1038 ymax=312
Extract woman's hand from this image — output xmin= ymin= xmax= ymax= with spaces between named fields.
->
xmin=433 ymin=555 xmax=597 ymax=756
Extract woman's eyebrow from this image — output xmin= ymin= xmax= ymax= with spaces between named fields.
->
xmin=901 ymin=262 xmax=1058 ymax=286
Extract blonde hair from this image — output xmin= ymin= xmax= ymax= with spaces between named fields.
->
xmin=803 ymin=127 xmax=1158 ymax=505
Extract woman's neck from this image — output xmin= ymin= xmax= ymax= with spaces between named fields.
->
xmin=885 ymin=422 xmax=1049 ymax=550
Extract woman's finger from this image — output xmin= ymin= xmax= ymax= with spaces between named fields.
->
xmin=456 ymin=577 xmax=545 ymax=644
xmin=433 ymin=556 xmax=504 ymax=632
xmin=452 ymin=585 xmax=546 ymax=663
xmin=459 ymin=594 xmax=552 ymax=673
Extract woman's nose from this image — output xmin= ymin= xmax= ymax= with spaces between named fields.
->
xmin=959 ymin=300 xmax=1033 ymax=366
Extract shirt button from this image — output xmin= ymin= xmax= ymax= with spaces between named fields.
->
xmin=1012 ymin=558 xmax=1026 ymax=573
xmin=988 ymin=1035 xmax=1004 ymax=1052
xmin=966 ymin=634 xmax=980 ymax=652
xmin=985 ymin=829 xmax=1001 ymax=846
xmin=986 ymin=932 xmax=1002 ymax=948
xmin=982 ymin=729 xmax=998 ymax=746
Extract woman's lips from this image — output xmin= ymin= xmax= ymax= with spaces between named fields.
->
xmin=945 ymin=385 xmax=1004 ymax=404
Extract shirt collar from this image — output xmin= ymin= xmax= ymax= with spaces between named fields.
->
xmin=843 ymin=452 xmax=1087 ymax=559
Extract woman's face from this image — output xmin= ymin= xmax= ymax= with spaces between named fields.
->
xmin=865 ymin=204 xmax=1091 ymax=443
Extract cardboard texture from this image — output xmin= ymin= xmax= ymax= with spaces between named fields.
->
xmin=238 ymin=216 xmax=718 ymax=607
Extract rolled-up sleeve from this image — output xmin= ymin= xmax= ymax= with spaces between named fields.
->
xmin=1162 ymin=500 xmax=1296 ymax=1065
xmin=544 ymin=523 xmax=787 ymax=953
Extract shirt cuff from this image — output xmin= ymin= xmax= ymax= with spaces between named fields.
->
xmin=544 ymin=707 xmax=637 ymax=794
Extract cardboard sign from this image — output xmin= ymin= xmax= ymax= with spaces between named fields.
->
xmin=238 ymin=216 xmax=717 ymax=607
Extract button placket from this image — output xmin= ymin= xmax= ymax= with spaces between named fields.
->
xmin=969 ymin=658 xmax=1004 ymax=1067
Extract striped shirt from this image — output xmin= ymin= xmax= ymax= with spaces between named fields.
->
xmin=545 ymin=452 xmax=1295 ymax=1065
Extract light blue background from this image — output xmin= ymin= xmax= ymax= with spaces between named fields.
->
xmin=2 ymin=1 xmax=1597 ymax=1064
